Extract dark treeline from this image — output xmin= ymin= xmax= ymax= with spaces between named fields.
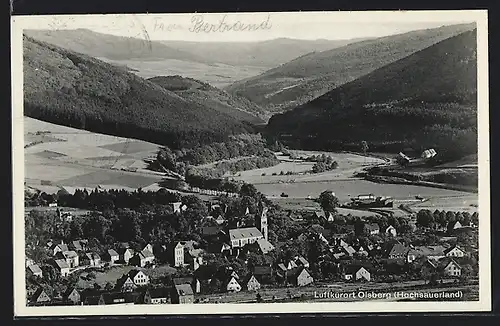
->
xmin=24 ymin=36 xmax=254 ymax=150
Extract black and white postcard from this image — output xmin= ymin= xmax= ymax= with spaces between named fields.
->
xmin=11 ymin=10 xmax=490 ymax=316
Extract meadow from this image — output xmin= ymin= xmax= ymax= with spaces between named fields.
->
xmin=24 ymin=117 xmax=164 ymax=193
xmin=99 ymin=58 xmax=267 ymax=88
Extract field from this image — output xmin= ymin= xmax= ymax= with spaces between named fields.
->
xmin=76 ymin=264 xmax=177 ymax=289
xmin=99 ymin=58 xmax=267 ymax=88
xmin=24 ymin=117 xmax=165 ymax=193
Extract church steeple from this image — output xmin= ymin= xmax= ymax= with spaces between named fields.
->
xmin=256 ymin=201 xmax=268 ymax=241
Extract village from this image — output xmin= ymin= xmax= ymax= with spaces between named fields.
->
xmin=25 ymin=184 xmax=479 ymax=306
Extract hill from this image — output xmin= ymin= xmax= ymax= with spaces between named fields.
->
xmin=266 ymin=29 xmax=478 ymax=162
xmin=23 ymin=35 xmax=254 ymax=149
xmin=226 ymin=23 xmax=476 ymax=112
xmin=23 ymin=28 xmax=211 ymax=63
xmin=148 ymin=75 xmax=267 ymax=123
xmin=161 ymin=37 xmax=371 ymax=68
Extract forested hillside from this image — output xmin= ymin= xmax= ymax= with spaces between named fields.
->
xmin=227 ymin=23 xmax=476 ymax=113
xmin=148 ymin=76 xmax=267 ymax=123
xmin=266 ymin=29 xmax=478 ymax=162
xmin=23 ymin=36 xmax=253 ymax=149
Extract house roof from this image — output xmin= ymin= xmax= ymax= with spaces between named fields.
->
xmin=409 ymin=246 xmax=446 ymax=257
xmin=202 ymin=226 xmax=223 ymax=236
xmin=387 ymin=243 xmax=409 ymax=257
xmin=174 ymin=283 xmax=194 ymax=296
xmin=107 ymin=249 xmax=119 ymax=256
xmin=443 ymin=245 xmax=465 ymax=255
xmin=54 ymin=259 xmax=70 ymax=269
xmin=141 ymin=249 xmax=155 ymax=259
xmin=297 ymin=257 xmax=309 ymax=266
xmin=253 ymin=265 xmax=272 ymax=276
xmin=345 ymin=265 xmax=369 ymax=275
xmin=28 ymin=264 xmax=42 ymax=274
xmin=85 ymin=252 xmax=101 ymax=260
xmin=53 ymin=243 xmax=69 ymax=252
xmin=438 ymin=257 xmax=462 ymax=270
xmin=256 ymin=238 xmax=275 ymax=254
xmin=31 ymin=288 xmax=49 ymax=301
xmin=277 ymin=263 xmax=287 ymax=271
xmin=229 ymin=227 xmax=263 ymax=240
xmin=343 ymin=246 xmax=356 ymax=256
xmin=173 ymin=277 xmax=193 ymax=286
xmin=62 ymin=250 xmax=78 ymax=258
xmin=115 ymin=275 xmax=135 ymax=289
xmin=287 ymin=266 xmax=310 ymax=280
xmin=63 ymin=287 xmax=79 ymax=298
xmin=128 ymin=269 xmax=147 ymax=279
xmin=187 ymin=248 xmax=205 ymax=258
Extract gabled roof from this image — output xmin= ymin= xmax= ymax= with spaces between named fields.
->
xmin=173 ymin=277 xmax=193 ymax=286
xmin=115 ymin=275 xmax=136 ymax=289
xmin=54 ymin=259 xmax=70 ymax=269
xmin=202 ymin=226 xmax=223 ymax=236
xmin=443 ymin=245 xmax=465 ymax=255
xmin=128 ymin=269 xmax=147 ymax=279
xmin=277 ymin=263 xmax=287 ymax=272
xmin=387 ymin=243 xmax=409 ymax=257
xmin=52 ymin=243 xmax=69 ymax=252
xmin=286 ymin=266 xmax=310 ymax=280
xmin=256 ymin=238 xmax=275 ymax=254
xmin=141 ymin=249 xmax=155 ymax=259
xmin=174 ymin=283 xmax=194 ymax=296
xmin=186 ymin=248 xmax=205 ymax=258
xmin=345 ymin=265 xmax=369 ymax=275
xmin=84 ymin=252 xmax=101 ymax=260
xmin=63 ymin=287 xmax=79 ymax=298
xmin=438 ymin=257 xmax=462 ymax=270
xmin=409 ymin=245 xmax=446 ymax=257
xmin=229 ymin=227 xmax=263 ymax=240
xmin=31 ymin=287 xmax=49 ymax=301
xmin=343 ymin=246 xmax=356 ymax=256
xmin=297 ymin=257 xmax=309 ymax=266
xmin=107 ymin=249 xmax=119 ymax=256
xmin=149 ymin=287 xmax=170 ymax=299
xmin=242 ymin=273 xmax=259 ymax=285
xmin=253 ymin=265 xmax=272 ymax=276
xmin=61 ymin=250 xmax=78 ymax=258
xmin=27 ymin=264 xmax=42 ymax=275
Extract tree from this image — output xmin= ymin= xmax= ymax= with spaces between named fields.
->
xmin=256 ymin=292 xmax=263 ymax=303
xmin=318 ymin=191 xmax=339 ymax=214
xmin=312 ymin=162 xmax=328 ymax=173
xmin=416 ymin=209 xmax=434 ymax=228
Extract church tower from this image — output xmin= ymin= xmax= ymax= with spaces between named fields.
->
xmin=256 ymin=202 xmax=269 ymax=241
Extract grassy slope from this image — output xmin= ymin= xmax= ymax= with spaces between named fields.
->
xmin=266 ymin=29 xmax=478 ymax=161
xmin=23 ymin=28 xmax=211 ymax=63
xmin=161 ymin=37 xmax=372 ymax=68
xmin=148 ymin=75 xmax=267 ymax=123
xmin=23 ymin=35 xmax=252 ymax=149
xmin=226 ymin=23 xmax=476 ymax=112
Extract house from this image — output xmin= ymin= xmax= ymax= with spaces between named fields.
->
xmin=130 ymin=250 xmax=155 ymax=267
xmin=128 ymin=269 xmax=150 ymax=286
xmin=63 ymin=288 xmax=81 ymax=305
xmin=276 ymin=263 xmax=288 ymax=279
xmin=365 ymin=223 xmax=380 ymax=235
xmin=228 ymin=227 xmax=264 ymax=248
xmin=101 ymin=292 xmax=139 ymax=305
xmin=171 ymin=202 xmax=186 ymax=214
xmin=447 ymin=221 xmax=463 ymax=233
xmin=223 ymin=276 xmax=242 ymax=292
xmin=51 ymin=242 xmax=69 ymax=256
xmin=25 ymin=257 xmax=35 ymax=268
xmin=296 ymin=256 xmax=310 ymax=268
xmin=385 ymin=225 xmax=397 ymax=237
xmin=343 ymin=266 xmax=371 ymax=282
xmin=80 ymin=252 xmax=101 ymax=267
xmin=386 ymin=243 xmax=409 ymax=259
xmin=83 ymin=292 xmax=106 ymax=305
xmin=354 ymin=246 xmax=369 ymax=257
xmin=208 ymin=242 xmax=232 ymax=255
xmin=286 ymin=259 xmax=298 ymax=270
xmin=444 ymin=245 xmax=466 ymax=258
xmin=407 ymin=246 xmax=446 ymax=263
xmin=253 ymin=265 xmax=274 ymax=284
xmin=201 ymin=226 xmax=224 ymax=238
xmin=287 ymin=267 xmax=313 ymax=286
xmin=30 ymin=288 xmax=51 ymax=305
xmin=438 ymin=258 xmax=462 ymax=277
xmin=118 ymin=248 xmax=134 ymax=264
xmin=55 ymin=250 xmax=79 ymax=268
xmin=70 ymin=239 xmax=89 ymax=252
xmin=148 ymin=287 xmax=170 ymax=304
xmin=173 ymin=242 xmax=185 ymax=267
xmin=104 ymin=249 xmax=119 ymax=264
xmin=115 ymin=275 xmax=137 ymax=292
xmin=171 ymin=283 xmax=194 ymax=304
xmin=254 ymin=238 xmax=275 ymax=254
xmin=27 ymin=264 xmax=43 ymax=278
xmin=53 ymin=259 xmax=70 ymax=277
xmin=342 ymin=245 xmax=356 ymax=257
xmin=185 ymin=248 xmax=205 ymax=271
xmin=242 ymin=274 xmax=261 ymax=291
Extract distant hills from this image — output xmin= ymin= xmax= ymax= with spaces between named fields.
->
xmin=148 ymin=75 xmax=267 ymax=124
xmin=23 ymin=35 xmax=254 ymax=149
xmin=23 ymin=29 xmax=210 ymax=63
xmin=159 ymin=37 xmax=371 ymax=68
xmin=226 ymin=23 xmax=477 ymax=113
xmin=266 ymin=29 xmax=478 ymax=162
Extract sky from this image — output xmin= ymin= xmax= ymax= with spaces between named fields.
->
xmin=14 ymin=11 xmax=478 ymax=42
